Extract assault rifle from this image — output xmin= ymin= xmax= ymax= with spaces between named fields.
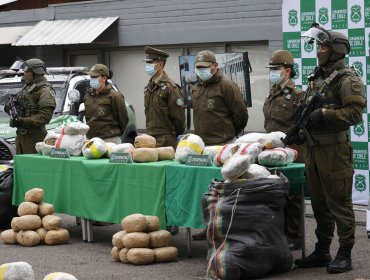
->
xmin=5 ymin=93 xmax=21 ymax=123
xmin=282 ymin=91 xmax=326 ymax=147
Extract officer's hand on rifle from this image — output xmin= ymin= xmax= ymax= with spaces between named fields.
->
xmin=295 ymin=131 xmax=307 ymax=145
xmin=4 ymin=103 xmax=11 ymax=114
xmin=309 ymin=109 xmax=325 ymax=125
xmin=9 ymin=116 xmax=23 ymax=128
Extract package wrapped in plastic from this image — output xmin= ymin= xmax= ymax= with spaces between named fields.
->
xmin=82 ymin=137 xmax=107 ymax=159
xmin=221 ymin=155 xmax=251 ymax=181
xmin=42 ymin=272 xmax=78 ymax=280
xmin=35 ymin=142 xmax=43 ymax=154
xmin=134 ymin=134 xmax=156 ymax=148
xmin=175 ymin=134 xmax=205 ymax=163
xmin=258 ymin=147 xmax=297 ymax=167
xmin=240 ymin=164 xmax=271 ymax=179
xmin=43 ymin=131 xmax=60 ymax=146
xmin=35 ymin=142 xmax=54 ymax=156
xmin=110 ymin=143 xmax=135 ymax=157
xmin=105 ymin=142 xmax=117 ymax=158
xmin=202 ymin=146 xmax=223 ymax=159
xmin=61 ymin=122 xmax=90 ymax=136
xmin=55 ymin=134 xmax=86 ymax=156
xmin=0 ymin=261 xmax=35 ymax=280
xmin=235 ymin=131 xmax=286 ymax=149
xmin=202 ymin=178 xmax=292 ymax=280
xmin=214 ymin=142 xmax=263 ymax=166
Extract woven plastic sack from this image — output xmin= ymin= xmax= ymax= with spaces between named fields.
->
xmin=258 ymin=147 xmax=297 ymax=167
xmin=82 ymin=137 xmax=107 ymax=159
xmin=42 ymin=272 xmax=78 ymax=280
xmin=175 ymin=134 xmax=205 ymax=163
xmin=213 ymin=142 xmax=263 ymax=166
xmin=0 ymin=261 xmax=35 ymax=280
xmin=235 ymin=131 xmax=286 ymax=149
xmin=202 ymin=178 xmax=292 ymax=280
xmin=61 ymin=122 xmax=89 ymax=136
xmin=55 ymin=134 xmax=86 ymax=156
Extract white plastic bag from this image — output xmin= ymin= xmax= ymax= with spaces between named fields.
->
xmin=0 ymin=261 xmax=35 ymax=280
xmin=175 ymin=134 xmax=205 ymax=163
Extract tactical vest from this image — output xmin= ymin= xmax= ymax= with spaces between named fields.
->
xmin=308 ymin=67 xmax=358 ymax=110
xmin=18 ymin=81 xmax=54 ymax=118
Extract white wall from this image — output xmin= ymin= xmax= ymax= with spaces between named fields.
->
xmin=109 ymin=44 xmax=269 ymax=133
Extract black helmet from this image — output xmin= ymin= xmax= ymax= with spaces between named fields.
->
xmin=24 ymin=58 xmax=46 ymax=75
xmin=302 ymin=22 xmax=350 ymax=55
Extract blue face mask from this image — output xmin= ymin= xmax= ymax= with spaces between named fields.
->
xmin=145 ymin=63 xmax=157 ymax=77
xmin=89 ymin=78 xmax=100 ymax=89
xmin=196 ymin=68 xmax=213 ymax=81
xmin=269 ymin=70 xmax=283 ymax=84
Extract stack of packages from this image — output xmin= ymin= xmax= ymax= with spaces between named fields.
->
xmin=36 ymin=122 xmax=89 ymax=156
xmin=0 ymin=261 xmax=78 ymax=280
xmin=0 ymin=188 xmax=69 ymax=246
xmin=111 ymin=213 xmax=178 ymax=265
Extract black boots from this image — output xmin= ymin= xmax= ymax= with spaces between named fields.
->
xmin=295 ymin=243 xmax=332 ymax=268
xmin=327 ymin=247 xmax=352 ymax=273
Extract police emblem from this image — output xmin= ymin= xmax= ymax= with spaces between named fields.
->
xmin=176 ymin=98 xmax=184 ymax=106
xmin=207 ymin=99 xmax=215 ymax=110
xmin=98 ymin=107 xmax=105 ymax=116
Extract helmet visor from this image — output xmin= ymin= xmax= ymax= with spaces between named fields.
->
xmin=302 ymin=27 xmax=330 ymax=45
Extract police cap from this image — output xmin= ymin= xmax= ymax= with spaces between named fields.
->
xmin=266 ymin=50 xmax=294 ymax=68
xmin=86 ymin=64 xmax=110 ymax=77
xmin=144 ymin=46 xmax=169 ymax=62
xmin=194 ymin=50 xmax=217 ymax=67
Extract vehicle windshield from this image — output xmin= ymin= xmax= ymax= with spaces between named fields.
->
xmin=0 ymin=81 xmax=67 ymax=118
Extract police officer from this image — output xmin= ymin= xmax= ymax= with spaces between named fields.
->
xmin=143 ymin=46 xmax=185 ymax=149
xmin=264 ymin=49 xmax=305 ymax=251
xmin=295 ymin=23 xmax=366 ymax=273
xmin=5 ymin=58 xmax=56 ymax=154
xmin=84 ymin=64 xmax=128 ymax=144
xmin=191 ymin=50 xmax=248 ymax=240
xmin=192 ymin=50 xmax=248 ymax=145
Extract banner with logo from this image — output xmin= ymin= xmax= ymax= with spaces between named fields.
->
xmin=283 ymin=0 xmax=370 ymax=205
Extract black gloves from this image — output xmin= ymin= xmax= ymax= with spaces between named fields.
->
xmin=9 ymin=117 xmax=22 ymax=128
xmin=3 ymin=103 xmax=10 ymax=114
xmin=309 ymin=109 xmax=324 ymax=125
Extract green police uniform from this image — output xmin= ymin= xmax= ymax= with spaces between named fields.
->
xmin=305 ymin=59 xmax=365 ymax=251
xmin=192 ymin=71 xmax=248 ymax=145
xmin=143 ymin=47 xmax=185 ymax=149
xmin=84 ymin=84 xmax=129 ymax=141
xmin=15 ymin=76 xmax=56 ymax=154
xmin=263 ymin=77 xmax=305 ymax=248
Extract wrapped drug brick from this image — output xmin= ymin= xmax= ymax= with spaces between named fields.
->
xmin=45 ymin=229 xmax=70 ymax=245
xmin=1 ymin=229 xmax=17 ymax=244
xmin=17 ymin=202 xmax=38 ymax=216
xmin=55 ymin=134 xmax=86 ymax=156
xmin=122 ymin=232 xmax=150 ymax=249
xmin=121 ymin=213 xmax=148 ymax=232
xmin=132 ymin=148 xmax=158 ymax=163
xmin=175 ymin=134 xmax=205 ymax=163
xmin=257 ymin=147 xmax=297 ymax=167
xmin=0 ymin=262 xmax=35 ymax=280
xmin=156 ymin=147 xmax=175 ymax=161
xmin=134 ymin=134 xmax=156 ymax=148
xmin=16 ymin=230 xmax=40 ymax=246
xmin=61 ymin=122 xmax=89 ymax=136
xmin=82 ymin=137 xmax=107 ymax=159
xmin=214 ymin=142 xmax=263 ymax=167
xmin=25 ymin=188 xmax=44 ymax=204
xmin=235 ymin=131 xmax=286 ymax=149
xmin=221 ymin=155 xmax=251 ymax=181
xmin=202 ymin=146 xmax=223 ymax=159
xmin=240 ymin=164 xmax=271 ymax=179
xmin=110 ymin=143 xmax=135 ymax=155
xmin=153 ymin=247 xmax=178 ymax=263
xmin=42 ymin=272 xmax=78 ymax=280
xmin=127 ymin=248 xmax=155 ymax=265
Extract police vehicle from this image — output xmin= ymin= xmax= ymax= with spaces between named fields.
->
xmin=0 ymin=62 xmax=137 ymax=162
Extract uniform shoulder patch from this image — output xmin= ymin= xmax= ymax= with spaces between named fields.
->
xmin=351 ymin=81 xmax=362 ymax=93
xmin=176 ymin=98 xmax=184 ymax=106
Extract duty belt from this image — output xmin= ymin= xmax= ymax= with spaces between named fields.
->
xmin=311 ymin=131 xmax=348 ymax=146
xmin=16 ymin=128 xmax=27 ymax=135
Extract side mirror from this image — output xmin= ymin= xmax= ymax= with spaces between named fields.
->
xmin=68 ymin=89 xmax=80 ymax=103
xmin=67 ymin=89 xmax=81 ymax=116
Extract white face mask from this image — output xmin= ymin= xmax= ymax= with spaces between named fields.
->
xmin=145 ymin=63 xmax=157 ymax=77
xmin=196 ymin=68 xmax=213 ymax=81
xmin=269 ymin=70 xmax=283 ymax=84
xmin=89 ymin=78 xmax=100 ymax=89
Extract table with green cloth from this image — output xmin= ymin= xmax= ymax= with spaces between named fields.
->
xmin=13 ymin=154 xmax=178 ymax=229
xmin=165 ymin=163 xmax=306 ymax=229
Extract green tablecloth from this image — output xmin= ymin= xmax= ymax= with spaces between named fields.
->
xmin=165 ymin=163 xmax=306 ymax=229
xmin=13 ymin=154 xmax=178 ymax=229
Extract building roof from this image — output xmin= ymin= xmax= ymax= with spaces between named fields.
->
xmin=12 ymin=16 xmax=119 ymax=46
xmin=0 ymin=25 xmax=32 ymax=44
